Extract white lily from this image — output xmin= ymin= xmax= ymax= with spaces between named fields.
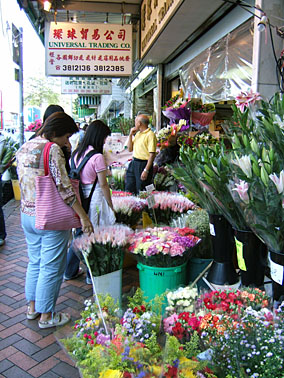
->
xmin=269 ymin=170 xmax=284 ymax=194
xmin=232 ymin=155 xmax=252 ymax=178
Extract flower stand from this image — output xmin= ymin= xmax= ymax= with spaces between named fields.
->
xmin=206 ymin=214 xmax=239 ymax=286
xmin=91 ymin=269 xmax=122 ymax=305
xmin=234 ymin=229 xmax=267 ymax=287
xmin=137 ymin=262 xmax=187 ymax=301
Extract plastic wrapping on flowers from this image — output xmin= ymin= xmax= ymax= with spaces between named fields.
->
xmin=112 ymin=196 xmax=147 ymax=227
xmin=143 ymin=192 xmax=196 ymax=225
xmin=127 ymin=226 xmax=201 ymax=267
xmin=73 ymin=225 xmax=133 ymax=276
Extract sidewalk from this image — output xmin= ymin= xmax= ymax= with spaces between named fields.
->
xmin=0 ymin=199 xmax=139 ymax=378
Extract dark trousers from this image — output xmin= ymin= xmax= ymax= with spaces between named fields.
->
xmin=125 ymin=158 xmax=153 ymax=195
xmin=0 ymin=177 xmax=6 ymax=240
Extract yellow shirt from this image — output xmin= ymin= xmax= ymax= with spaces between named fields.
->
xmin=133 ymin=128 xmax=157 ymax=160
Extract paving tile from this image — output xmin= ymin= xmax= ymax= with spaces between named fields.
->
xmin=51 ymin=361 xmax=80 ymax=378
xmin=54 ymin=295 xmax=68 ymax=305
xmin=6 ymin=276 xmax=24 ymax=284
xmin=13 ymin=338 xmax=41 ymax=356
xmin=0 ymin=323 xmax=26 ymax=339
xmin=1 ymin=313 xmax=26 ymax=327
xmin=0 ymin=335 xmax=23 ymax=351
xmin=17 ymin=328 xmax=42 ymax=343
xmin=7 ymin=351 xmax=37 ymax=370
xmin=32 ymin=343 xmax=62 ymax=363
xmin=6 ymin=305 xmax=26 ymax=318
xmin=0 ymin=346 xmax=18 ymax=362
xmin=3 ymin=282 xmax=24 ymax=292
xmin=54 ymin=350 xmax=76 ymax=366
xmin=0 ymin=296 xmax=16 ymax=306
xmin=0 ymin=360 xmax=13 ymax=374
xmin=9 ymin=298 xmax=26 ymax=309
xmin=36 ymin=371 xmax=60 ymax=378
xmin=13 ymin=293 xmax=26 ymax=301
xmin=35 ymin=334 xmax=56 ymax=348
xmin=0 ymin=314 xmax=9 ymax=323
xmin=2 ymin=365 xmax=34 ymax=378
xmin=27 ymin=357 xmax=59 ymax=378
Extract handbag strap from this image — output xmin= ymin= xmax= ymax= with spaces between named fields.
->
xmin=43 ymin=142 xmax=54 ymax=176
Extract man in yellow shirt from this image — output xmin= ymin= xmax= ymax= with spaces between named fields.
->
xmin=125 ymin=114 xmax=157 ymax=194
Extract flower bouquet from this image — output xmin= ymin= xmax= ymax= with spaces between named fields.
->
xmin=190 ymin=101 xmax=216 ymax=127
xmin=112 ymin=195 xmax=146 ymax=227
xmin=157 ymin=119 xmax=189 ymax=150
xmin=146 ymin=192 xmax=196 ymax=225
xmin=128 ymin=226 xmax=200 ymax=267
xmin=162 ymin=90 xmax=191 ymax=124
xmin=73 ymin=225 xmax=133 ymax=277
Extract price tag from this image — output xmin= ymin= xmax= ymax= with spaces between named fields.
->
xmin=146 ymin=184 xmax=155 ymax=193
xmin=269 ymin=255 xmax=284 ymax=285
xmin=209 ymin=223 xmax=215 ymax=236
xmin=147 ymin=195 xmax=155 ymax=209
xmin=234 ymin=237 xmax=246 ymax=271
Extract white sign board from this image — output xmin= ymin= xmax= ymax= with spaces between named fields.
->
xmin=46 ymin=22 xmax=132 ymax=76
xmin=61 ymin=77 xmax=112 ymax=94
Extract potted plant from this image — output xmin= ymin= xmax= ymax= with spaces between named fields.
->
xmin=73 ymin=224 xmax=133 ymax=305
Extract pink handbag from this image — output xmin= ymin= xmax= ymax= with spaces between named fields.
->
xmin=35 ymin=142 xmax=82 ymax=230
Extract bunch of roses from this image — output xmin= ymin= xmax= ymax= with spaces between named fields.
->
xmin=128 ymin=227 xmax=200 ymax=258
xmin=113 ymin=196 xmax=146 ymax=227
xmin=163 ymin=312 xmax=201 ymax=343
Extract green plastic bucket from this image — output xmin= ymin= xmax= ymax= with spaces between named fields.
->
xmin=137 ymin=262 xmax=187 ymax=301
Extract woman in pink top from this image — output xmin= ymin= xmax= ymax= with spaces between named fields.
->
xmin=64 ymin=120 xmax=115 ymax=282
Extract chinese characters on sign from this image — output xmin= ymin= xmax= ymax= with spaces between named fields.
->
xmin=46 ymin=22 xmax=132 ymax=76
xmin=61 ymin=77 xmax=112 ymax=94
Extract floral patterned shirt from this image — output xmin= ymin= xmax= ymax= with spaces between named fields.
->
xmin=16 ymin=136 xmax=76 ymax=216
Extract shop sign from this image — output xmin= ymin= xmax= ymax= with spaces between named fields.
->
xmin=140 ymin=0 xmax=183 ymax=58
xmin=46 ymin=22 xmax=132 ymax=76
xmin=61 ymin=77 xmax=112 ymax=94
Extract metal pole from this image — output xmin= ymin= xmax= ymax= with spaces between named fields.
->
xmin=19 ymin=27 xmax=24 ymax=146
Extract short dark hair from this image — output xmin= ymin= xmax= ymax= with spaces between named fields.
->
xmin=74 ymin=120 xmax=111 ymax=159
xmin=39 ymin=112 xmax=78 ymax=140
xmin=43 ymin=105 xmax=64 ymax=122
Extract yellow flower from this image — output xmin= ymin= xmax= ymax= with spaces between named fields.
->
xmin=99 ymin=369 xmax=123 ymax=378
xmin=179 ymin=357 xmax=199 ymax=377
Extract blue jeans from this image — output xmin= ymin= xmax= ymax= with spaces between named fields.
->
xmin=21 ymin=212 xmax=70 ymax=313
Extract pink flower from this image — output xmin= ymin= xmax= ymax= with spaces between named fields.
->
xmin=232 ymin=180 xmax=249 ymax=204
xmin=163 ymin=313 xmax=178 ymax=333
xmin=235 ymin=89 xmax=261 ymax=112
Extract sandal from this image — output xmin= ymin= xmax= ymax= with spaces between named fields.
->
xmin=38 ymin=312 xmax=70 ymax=329
xmin=63 ymin=267 xmax=84 ymax=281
xmin=27 ymin=306 xmax=40 ymax=320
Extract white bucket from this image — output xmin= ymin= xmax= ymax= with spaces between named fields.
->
xmin=92 ymin=269 xmax=122 ymax=305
